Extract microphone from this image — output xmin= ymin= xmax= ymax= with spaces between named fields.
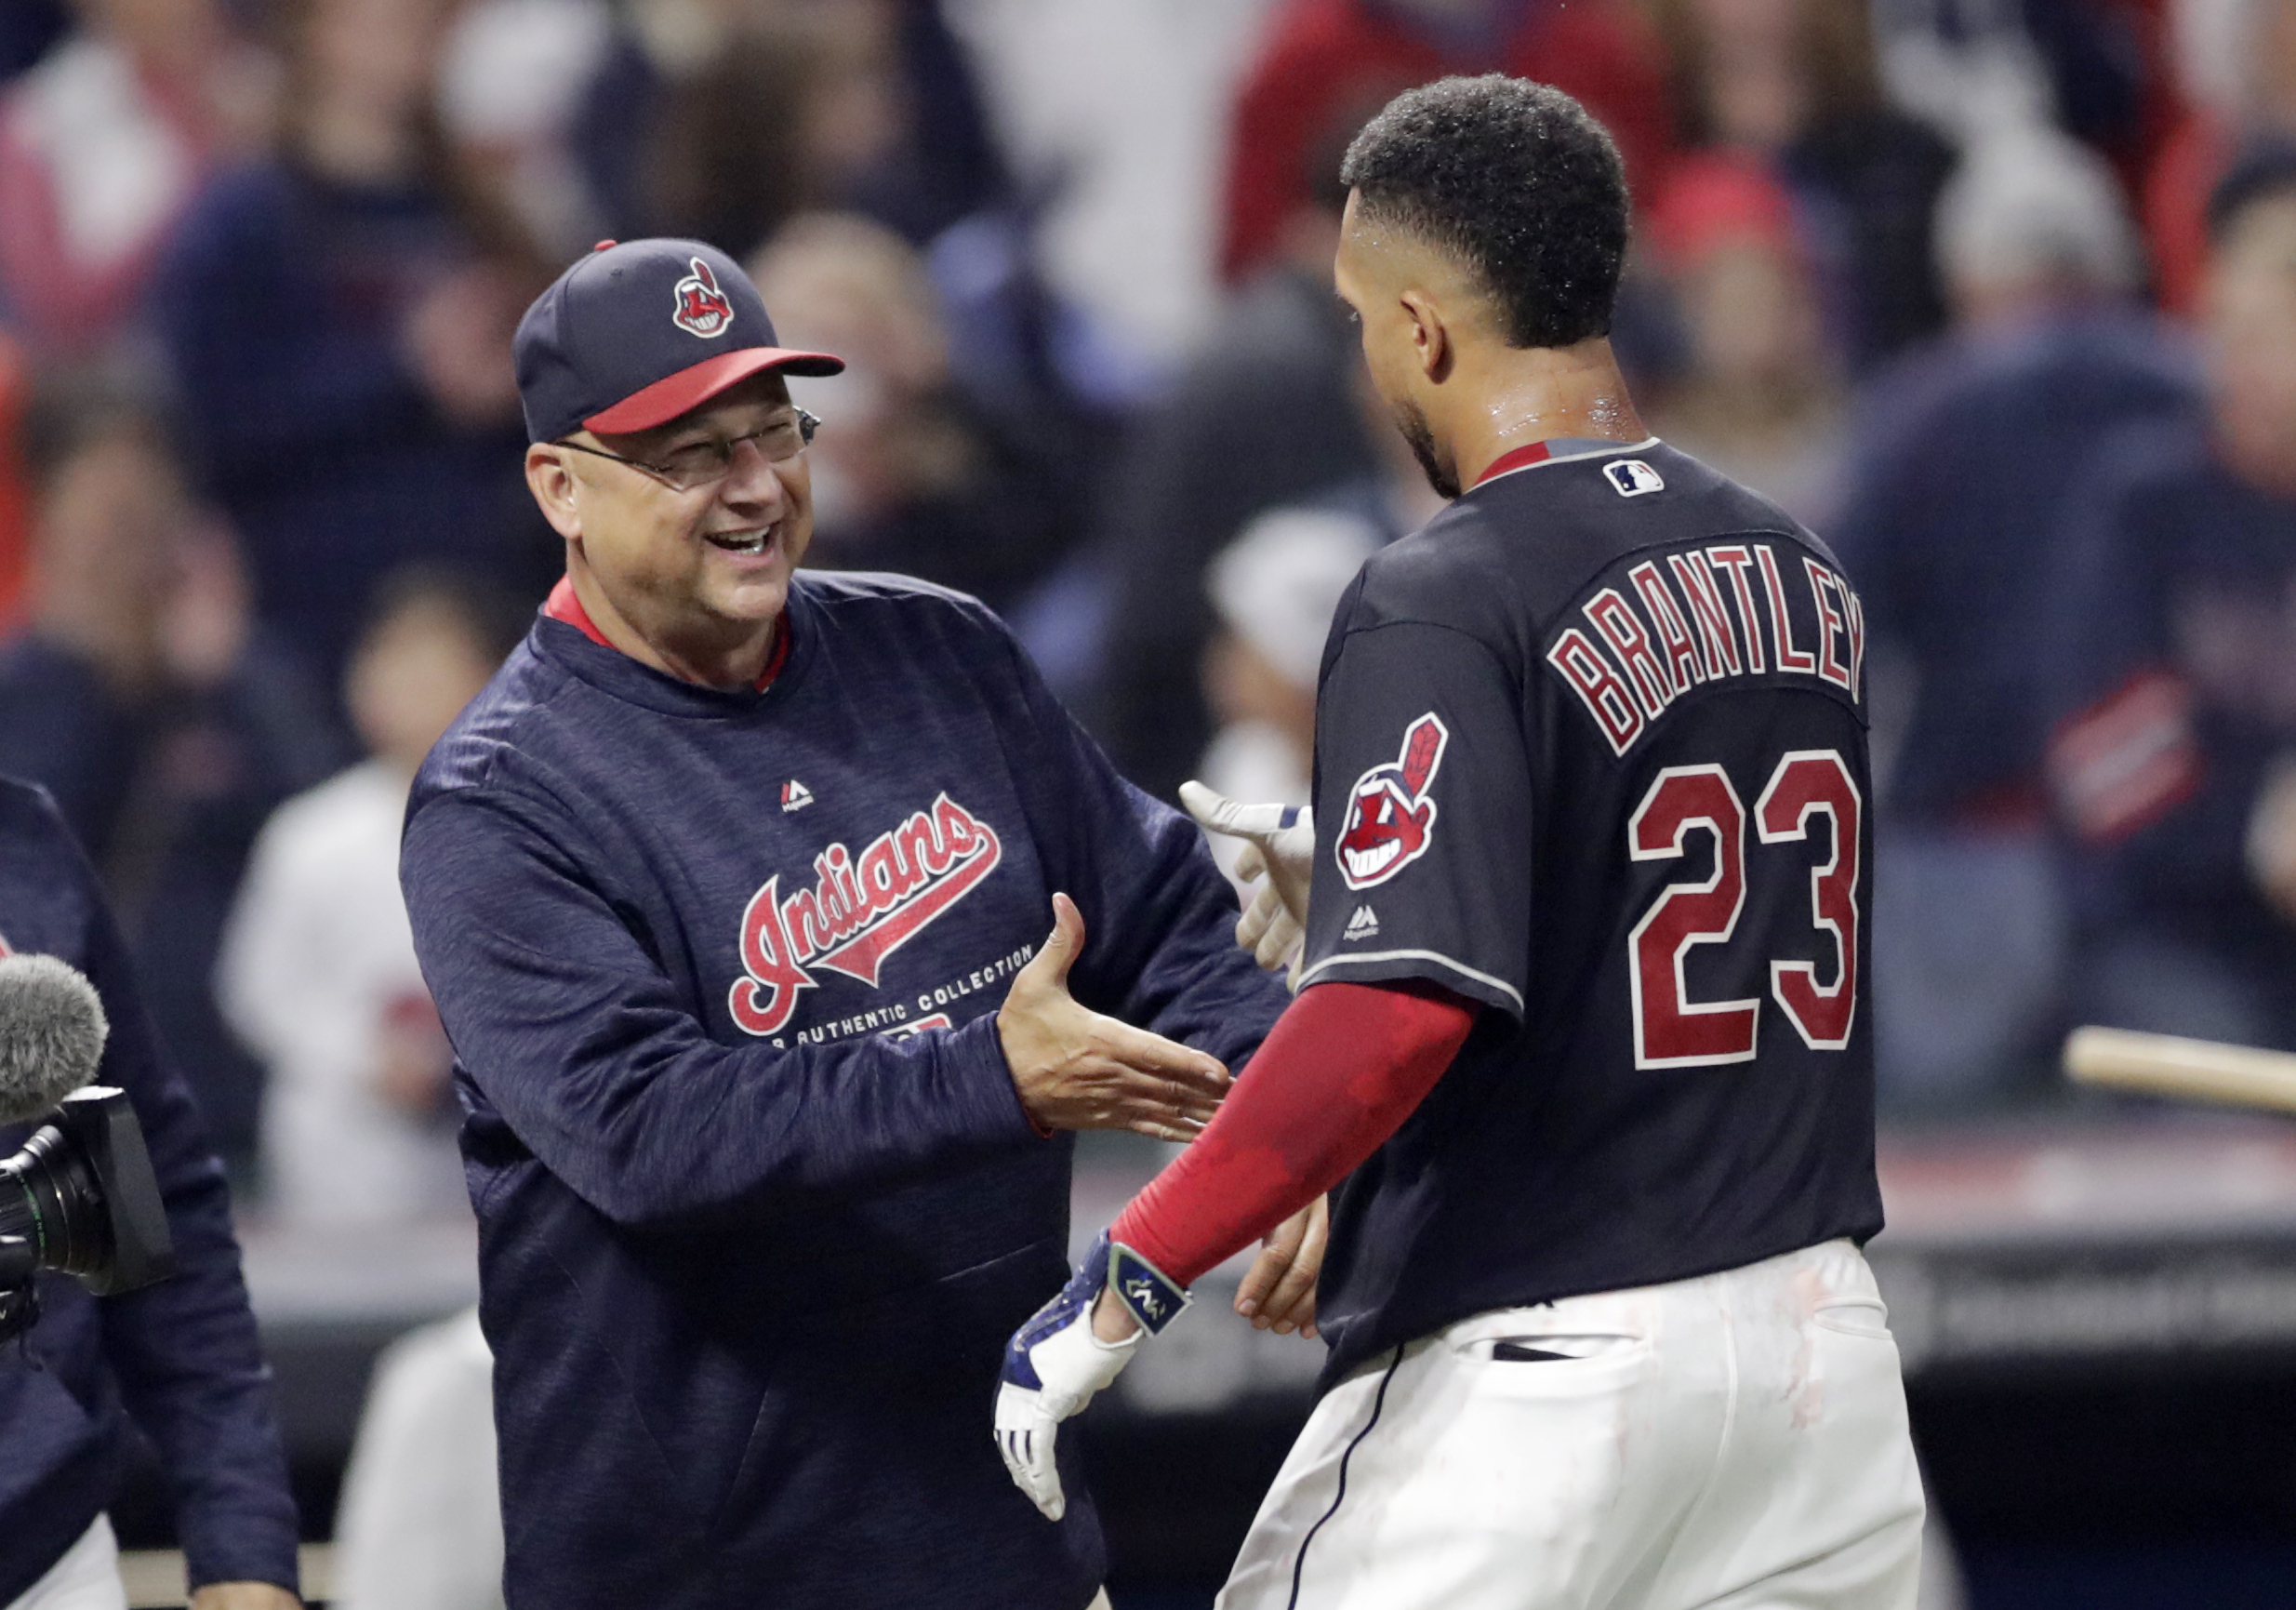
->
xmin=0 ymin=953 xmax=169 ymax=1335
xmin=0 ymin=954 xmax=109 ymax=1125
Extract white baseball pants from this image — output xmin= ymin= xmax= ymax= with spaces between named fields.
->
xmin=7 ymin=1517 xmax=126 ymax=1610
xmin=1218 ymin=1239 xmax=1924 ymax=1610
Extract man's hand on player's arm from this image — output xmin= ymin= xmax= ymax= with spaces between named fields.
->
xmin=1180 ymin=783 xmax=1313 ymax=981
xmin=998 ymin=893 xmax=1231 ymax=1141
xmin=1236 ymin=1194 xmax=1327 ymax=1337
xmin=996 ymin=1231 xmax=1189 ymax=1520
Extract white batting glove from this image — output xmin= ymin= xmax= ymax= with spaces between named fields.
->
xmin=996 ymin=1232 xmax=1189 ymax=1520
xmin=1180 ymin=782 xmax=1314 ymax=987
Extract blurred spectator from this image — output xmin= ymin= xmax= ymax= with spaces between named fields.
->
xmin=632 ymin=0 xmax=1002 ymax=257
xmin=945 ymin=0 xmax=1276 ymax=377
xmin=1194 ymin=503 xmax=1378 ymax=890
xmin=221 ymin=566 xmax=523 ymax=1228
xmin=748 ymin=211 xmax=1084 ymax=614
xmin=1835 ymin=126 xmax=2189 ymax=1107
xmin=638 ymin=6 xmax=895 ymax=256
xmin=1650 ymin=0 xmax=1958 ymax=370
xmin=1868 ymin=0 xmax=2156 ymax=166
xmin=2045 ymin=140 xmax=2296 ymax=1049
xmin=434 ymin=0 xmax=618 ymax=262
xmin=1645 ymin=151 xmax=1847 ymax=525
xmin=1088 ymin=174 xmax=1378 ymax=803
xmin=151 ymin=0 xmax=556 ymax=695
xmin=0 ymin=0 xmax=275 ymax=355
xmin=1220 ymin=0 xmax=1672 ymax=286
xmin=2148 ymin=0 xmax=2296 ymax=314
xmin=0 ymin=376 xmax=344 ymax=1167
xmin=331 ymin=1307 xmax=502 ymax=1610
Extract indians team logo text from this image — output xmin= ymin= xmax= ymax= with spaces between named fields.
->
xmin=1335 ymin=713 xmax=1449 ymax=889
xmin=728 ymin=793 xmax=1002 ymax=1036
xmin=672 ymin=257 xmax=736 ymax=338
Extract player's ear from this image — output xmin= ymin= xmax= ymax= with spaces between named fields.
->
xmin=525 ymin=444 xmax=584 ymax=541
xmin=1400 ymin=288 xmax=1451 ymax=384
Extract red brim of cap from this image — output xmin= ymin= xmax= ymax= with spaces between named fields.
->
xmin=583 ymin=345 xmax=846 ymax=436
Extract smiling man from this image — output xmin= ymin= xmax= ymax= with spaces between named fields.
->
xmin=397 ymin=239 xmax=1291 ymax=1610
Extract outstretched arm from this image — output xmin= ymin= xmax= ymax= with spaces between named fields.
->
xmin=404 ymin=792 xmax=1228 ymax=1231
xmin=996 ymin=978 xmax=1476 ymax=1518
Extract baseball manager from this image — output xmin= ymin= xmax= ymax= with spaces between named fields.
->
xmin=400 ymin=238 xmax=1290 ymax=1609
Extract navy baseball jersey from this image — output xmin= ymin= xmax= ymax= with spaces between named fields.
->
xmin=400 ymin=573 xmax=1285 ymax=1610
xmin=1298 ymin=439 xmax=1884 ymax=1383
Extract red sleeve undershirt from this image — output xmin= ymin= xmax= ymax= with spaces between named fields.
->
xmin=1110 ymin=978 xmax=1478 ymax=1287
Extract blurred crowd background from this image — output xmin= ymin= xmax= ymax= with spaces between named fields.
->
xmin=0 ymin=0 xmax=2292 ymax=1224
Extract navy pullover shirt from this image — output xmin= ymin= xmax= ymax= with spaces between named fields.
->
xmin=0 ymin=781 xmax=298 ymax=1600
xmin=402 ymin=573 xmax=1286 ymax=1610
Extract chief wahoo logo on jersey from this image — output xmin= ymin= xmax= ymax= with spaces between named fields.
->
xmin=1336 ymin=713 xmax=1450 ymax=889
xmin=671 ymin=257 xmax=735 ymax=338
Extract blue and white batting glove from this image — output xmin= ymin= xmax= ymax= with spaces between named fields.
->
xmin=996 ymin=1231 xmax=1189 ymax=1520
xmin=1179 ymin=784 xmax=1314 ymax=985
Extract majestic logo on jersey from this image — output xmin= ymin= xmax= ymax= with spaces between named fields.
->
xmin=781 ymin=779 xmax=814 ymax=813
xmin=1335 ymin=713 xmax=1449 ymax=889
xmin=672 ymin=257 xmax=736 ymax=338
xmin=1604 ymin=459 xmax=1665 ymax=497
xmin=1343 ymin=904 xmax=1380 ymax=940
xmin=727 ymin=793 xmax=1002 ymax=1036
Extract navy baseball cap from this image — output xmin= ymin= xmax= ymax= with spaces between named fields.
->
xmin=513 ymin=237 xmax=844 ymax=444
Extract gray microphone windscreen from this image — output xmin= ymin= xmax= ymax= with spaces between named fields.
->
xmin=0 ymin=954 xmax=109 ymax=1124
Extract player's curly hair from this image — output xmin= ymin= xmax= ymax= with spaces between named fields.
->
xmin=1340 ymin=76 xmax=1628 ymax=350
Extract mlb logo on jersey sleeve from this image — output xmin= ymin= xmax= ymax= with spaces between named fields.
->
xmin=1336 ymin=713 xmax=1449 ymax=889
xmin=1604 ymin=459 xmax=1665 ymax=497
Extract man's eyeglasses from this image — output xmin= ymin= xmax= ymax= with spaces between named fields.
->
xmin=556 ymin=408 xmax=821 ymax=491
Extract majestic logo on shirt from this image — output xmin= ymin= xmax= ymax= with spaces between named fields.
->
xmin=1604 ymin=459 xmax=1664 ymax=497
xmin=727 ymin=793 xmax=1002 ymax=1036
xmin=1335 ymin=713 xmax=1448 ymax=890
xmin=672 ymin=257 xmax=736 ymax=338
xmin=1343 ymin=904 xmax=1380 ymax=940
xmin=781 ymin=779 xmax=815 ymax=813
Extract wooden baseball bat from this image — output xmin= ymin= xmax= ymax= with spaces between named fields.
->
xmin=2064 ymin=1026 xmax=2296 ymax=1113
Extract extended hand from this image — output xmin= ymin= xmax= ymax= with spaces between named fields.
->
xmin=191 ymin=1584 xmax=302 ymax=1610
xmin=998 ymin=894 xmax=1230 ymax=1140
xmin=1236 ymin=1193 xmax=1327 ymax=1337
xmin=997 ymin=1232 xmax=1189 ymax=1519
xmin=1180 ymin=783 xmax=1314 ymax=982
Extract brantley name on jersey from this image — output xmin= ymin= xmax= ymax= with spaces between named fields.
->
xmin=1546 ymin=538 xmax=1865 ymax=757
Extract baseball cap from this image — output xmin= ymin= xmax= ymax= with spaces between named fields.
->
xmin=513 ymin=237 xmax=844 ymax=444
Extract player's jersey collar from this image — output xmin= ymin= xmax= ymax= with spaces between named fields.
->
xmin=542 ymin=575 xmax=790 ymax=691
xmin=1471 ymin=436 xmax=1662 ymax=490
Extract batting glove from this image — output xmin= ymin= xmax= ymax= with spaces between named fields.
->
xmin=1179 ymin=782 xmax=1314 ymax=987
xmin=996 ymin=1231 xmax=1190 ymax=1520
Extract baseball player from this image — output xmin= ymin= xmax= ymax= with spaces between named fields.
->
xmin=999 ymin=77 xmax=1925 ymax=1608
xmin=398 ymin=238 xmax=1291 ymax=1610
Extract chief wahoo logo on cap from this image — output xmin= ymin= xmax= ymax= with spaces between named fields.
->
xmin=672 ymin=258 xmax=736 ymax=339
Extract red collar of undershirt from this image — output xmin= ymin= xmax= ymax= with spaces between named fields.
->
xmin=1471 ymin=440 xmax=1554 ymax=487
xmin=543 ymin=576 xmax=790 ymax=692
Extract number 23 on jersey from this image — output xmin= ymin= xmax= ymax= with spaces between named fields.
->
xmin=1626 ymin=749 xmax=1859 ymax=1070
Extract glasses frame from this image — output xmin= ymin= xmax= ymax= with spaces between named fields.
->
xmin=554 ymin=407 xmax=822 ymax=491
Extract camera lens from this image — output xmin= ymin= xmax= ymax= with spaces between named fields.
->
xmin=0 ymin=1124 xmax=113 ymax=1282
